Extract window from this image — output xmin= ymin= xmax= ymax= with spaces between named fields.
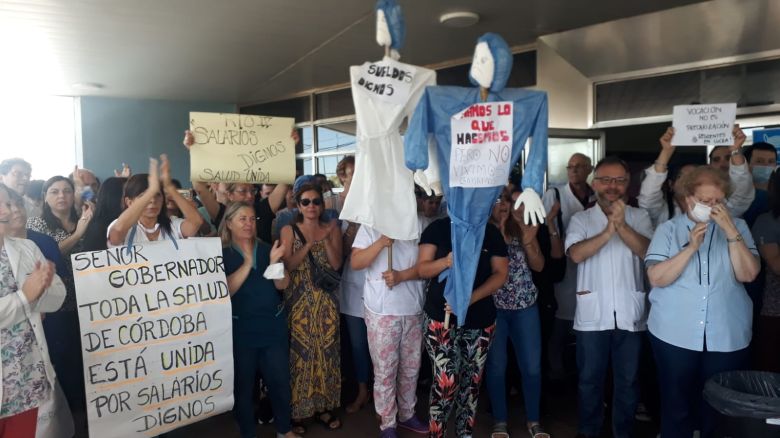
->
xmin=242 ymin=96 xmax=311 ymax=122
xmin=315 ymin=89 xmax=354 ymax=119
xmin=316 ymin=123 xmax=356 ymax=153
xmin=242 ymin=93 xmax=357 ymax=179
xmin=596 ymin=58 xmax=780 ymax=122
xmin=240 ymin=49 xmax=537 ymax=178
xmin=1 ymin=96 xmax=77 ymax=179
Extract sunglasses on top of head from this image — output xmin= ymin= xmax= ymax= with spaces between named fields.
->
xmin=299 ymin=198 xmax=322 ymax=207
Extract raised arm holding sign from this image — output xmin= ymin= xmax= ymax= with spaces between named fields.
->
xmin=189 ymin=112 xmax=295 ymax=185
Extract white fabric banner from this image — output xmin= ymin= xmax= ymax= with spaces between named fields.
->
xmin=353 ymin=58 xmax=417 ymax=106
xmin=450 ymin=101 xmax=514 ymax=188
xmin=71 ymin=238 xmax=233 ymax=438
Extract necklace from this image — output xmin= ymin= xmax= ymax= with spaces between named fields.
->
xmin=137 ymin=221 xmax=160 ymax=234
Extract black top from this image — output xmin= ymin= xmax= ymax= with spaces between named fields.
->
xmin=212 ymin=197 xmax=276 ymax=244
xmin=420 ymin=218 xmax=507 ymax=329
xmin=531 ymin=226 xmax=567 ymax=316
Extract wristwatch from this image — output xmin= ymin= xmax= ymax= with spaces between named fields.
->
xmin=726 ymin=233 xmax=743 ymax=243
xmin=730 ymin=148 xmax=743 ymax=157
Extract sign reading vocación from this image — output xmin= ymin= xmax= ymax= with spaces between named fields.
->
xmin=71 ymin=238 xmax=234 ymax=437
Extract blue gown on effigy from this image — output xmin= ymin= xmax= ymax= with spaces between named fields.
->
xmin=404 ymin=33 xmax=548 ymax=326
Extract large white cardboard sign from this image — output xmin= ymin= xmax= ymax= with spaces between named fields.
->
xmin=189 ymin=112 xmax=295 ymax=184
xmin=672 ymin=103 xmax=736 ymax=146
xmin=449 ymin=101 xmax=514 ymax=188
xmin=71 ymin=238 xmax=233 ymax=437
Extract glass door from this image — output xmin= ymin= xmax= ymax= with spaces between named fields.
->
xmin=520 ymin=128 xmax=604 ymax=190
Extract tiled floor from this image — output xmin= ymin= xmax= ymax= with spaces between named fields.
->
xmin=165 ymin=382 xmax=661 ymax=438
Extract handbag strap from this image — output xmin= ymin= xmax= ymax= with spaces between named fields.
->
xmin=291 ymin=224 xmax=319 ymax=268
xmin=553 ymin=187 xmax=564 ymax=236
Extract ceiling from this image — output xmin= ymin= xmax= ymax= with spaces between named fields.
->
xmin=541 ymin=0 xmax=780 ymax=81
xmin=0 ymin=0 xmax=708 ymax=104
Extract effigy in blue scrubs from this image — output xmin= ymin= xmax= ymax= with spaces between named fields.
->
xmin=404 ymin=32 xmax=548 ymax=326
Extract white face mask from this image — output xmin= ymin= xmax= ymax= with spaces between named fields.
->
xmin=470 ymin=42 xmax=495 ymax=89
xmin=376 ymin=10 xmax=392 ymax=48
xmin=690 ymin=201 xmax=712 ymax=223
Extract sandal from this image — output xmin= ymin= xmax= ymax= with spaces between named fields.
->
xmin=491 ymin=422 xmax=509 ymax=438
xmin=314 ymin=411 xmax=342 ymax=430
xmin=345 ymin=393 xmax=371 ymax=414
xmin=528 ymin=424 xmax=550 ymax=438
xmin=291 ymin=420 xmax=307 ymax=435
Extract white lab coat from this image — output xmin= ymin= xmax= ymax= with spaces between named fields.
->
xmin=340 ymin=57 xmax=436 ymax=240
xmin=564 ymin=206 xmax=654 ymax=332
xmin=0 ymin=237 xmax=66 ymax=413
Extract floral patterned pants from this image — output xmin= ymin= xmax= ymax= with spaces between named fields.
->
xmin=365 ymin=308 xmax=424 ymax=431
xmin=424 ymin=315 xmax=494 ymax=438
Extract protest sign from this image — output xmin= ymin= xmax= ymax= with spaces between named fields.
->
xmin=71 ymin=238 xmax=233 ymax=437
xmin=449 ymin=101 xmax=514 ymax=188
xmin=189 ymin=112 xmax=295 ymax=184
xmin=352 ymin=58 xmax=416 ymax=106
xmin=671 ymin=103 xmax=736 ymax=146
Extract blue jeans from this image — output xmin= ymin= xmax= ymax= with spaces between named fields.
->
xmin=576 ymin=329 xmax=642 ymax=438
xmin=233 ymin=341 xmax=292 ymax=437
xmin=649 ymin=333 xmax=747 ymax=438
xmin=486 ymin=306 xmax=542 ymax=423
xmin=343 ymin=314 xmax=371 ymax=384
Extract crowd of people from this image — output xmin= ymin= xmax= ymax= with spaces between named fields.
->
xmin=0 ymin=124 xmax=777 ymax=438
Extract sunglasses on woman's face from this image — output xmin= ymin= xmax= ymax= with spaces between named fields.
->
xmin=299 ymin=198 xmax=322 ymax=207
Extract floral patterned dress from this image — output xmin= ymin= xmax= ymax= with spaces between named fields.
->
xmin=493 ymin=238 xmax=539 ymax=310
xmin=0 ymin=248 xmax=50 ymax=417
xmin=284 ymin=231 xmax=340 ymax=419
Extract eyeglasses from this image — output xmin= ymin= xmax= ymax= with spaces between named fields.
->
xmin=566 ymin=165 xmax=590 ymax=171
xmin=299 ymin=198 xmax=322 ymax=207
xmin=593 ymin=176 xmax=628 ymax=186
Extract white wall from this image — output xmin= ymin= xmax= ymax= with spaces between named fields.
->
xmin=534 ymin=39 xmax=593 ymax=130
xmin=79 ymin=97 xmax=235 ymax=184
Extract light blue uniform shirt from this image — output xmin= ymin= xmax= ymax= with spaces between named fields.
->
xmin=645 ymin=214 xmax=758 ymax=352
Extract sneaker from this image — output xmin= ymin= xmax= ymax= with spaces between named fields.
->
xmin=380 ymin=427 xmax=398 ymax=438
xmin=398 ymin=416 xmax=428 ymax=434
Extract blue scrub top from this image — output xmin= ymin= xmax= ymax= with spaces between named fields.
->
xmin=223 ymin=241 xmax=288 ymax=348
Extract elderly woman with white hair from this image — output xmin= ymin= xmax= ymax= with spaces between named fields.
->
xmin=0 ymin=183 xmax=66 ymax=438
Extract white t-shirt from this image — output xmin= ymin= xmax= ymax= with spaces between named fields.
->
xmin=353 ymin=225 xmax=424 ymax=316
xmin=106 ymin=217 xmax=186 ymax=248
xmin=339 ymin=221 xmax=367 ymax=318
